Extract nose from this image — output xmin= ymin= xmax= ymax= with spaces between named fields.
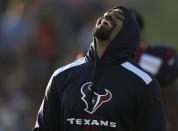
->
xmin=104 ymin=12 xmax=112 ymax=18
xmin=104 ymin=12 xmax=113 ymax=21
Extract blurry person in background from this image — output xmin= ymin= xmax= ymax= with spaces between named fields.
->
xmin=130 ymin=9 xmax=178 ymax=90
xmin=33 ymin=6 xmax=166 ymax=131
xmin=131 ymin=10 xmax=178 ymax=131
xmin=135 ymin=43 xmax=178 ymax=131
xmin=0 ymin=0 xmax=59 ymax=130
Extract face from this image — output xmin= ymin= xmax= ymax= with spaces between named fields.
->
xmin=92 ymin=8 xmax=125 ymax=41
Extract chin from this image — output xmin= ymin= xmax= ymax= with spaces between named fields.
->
xmin=92 ymin=26 xmax=113 ymax=41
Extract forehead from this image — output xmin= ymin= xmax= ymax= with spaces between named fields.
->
xmin=108 ymin=8 xmax=124 ymax=15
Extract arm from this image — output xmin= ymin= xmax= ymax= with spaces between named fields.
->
xmin=136 ymin=79 xmax=167 ymax=131
xmin=158 ymin=50 xmax=178 ymax=86
xmin=33 ymin=75 xmax=60 ymax=131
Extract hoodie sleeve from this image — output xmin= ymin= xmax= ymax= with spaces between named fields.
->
xmin=33 ymin=75 xmax=60 ymax=131
xmin=136 ymin=79 xmax=167 ymax=131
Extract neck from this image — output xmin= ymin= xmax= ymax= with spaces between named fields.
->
xmin=95 ymin=38 xmax=111 ymax=59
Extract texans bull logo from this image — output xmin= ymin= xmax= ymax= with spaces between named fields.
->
xmin=81 ymin=82 xmax=112 ymax=114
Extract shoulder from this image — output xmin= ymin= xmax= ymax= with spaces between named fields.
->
xmin=53 ymin=57 xmax=86 ymax=78
xmin=46 ymin=57 xmax=86 ymax=92
xmin=121 ymin=60 xmax=153 ymax=86
xmin=121 ymin=60 xmax=161 ymax=98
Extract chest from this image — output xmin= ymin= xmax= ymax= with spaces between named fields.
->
xmin=59 ymin=67 xmax=136 ymax=117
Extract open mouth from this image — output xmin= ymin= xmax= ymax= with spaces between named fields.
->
xmin=101 ymin=19 xmax=112 ymax=27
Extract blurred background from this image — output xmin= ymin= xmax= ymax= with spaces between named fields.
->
xmin=0 ymin=0 xmax=178 ymax=130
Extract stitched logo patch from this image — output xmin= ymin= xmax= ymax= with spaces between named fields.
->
xmin=81 ymin=82 xmax=112 ymax=114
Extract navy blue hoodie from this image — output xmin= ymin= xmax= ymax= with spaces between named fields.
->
xmin=33 ymin=6 xmax=167 ymax=131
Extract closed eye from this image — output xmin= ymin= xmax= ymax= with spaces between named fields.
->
xmin=107 ymin=10 xmax=125 ymax=22
xmin=115 ymin=15 xmax=124 ymax=22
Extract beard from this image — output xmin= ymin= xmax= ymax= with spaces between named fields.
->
xmin=92 ymin=24 xmax=115 ymax=41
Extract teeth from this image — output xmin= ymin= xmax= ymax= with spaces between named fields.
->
xmin=101 ymin=19 xmax=112 ymax=27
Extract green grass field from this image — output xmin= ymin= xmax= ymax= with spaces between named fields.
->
xmin=143 ymin=0 xmax=178 ymax=49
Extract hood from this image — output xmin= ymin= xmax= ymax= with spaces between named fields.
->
xmin=86 ymin=6 xmax=141 ymax=65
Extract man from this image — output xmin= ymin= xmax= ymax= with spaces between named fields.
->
xmin=33 ymin=6 xmax=167 ymax=131
xmin=77 ymin=9 xmax=178 ymax=131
